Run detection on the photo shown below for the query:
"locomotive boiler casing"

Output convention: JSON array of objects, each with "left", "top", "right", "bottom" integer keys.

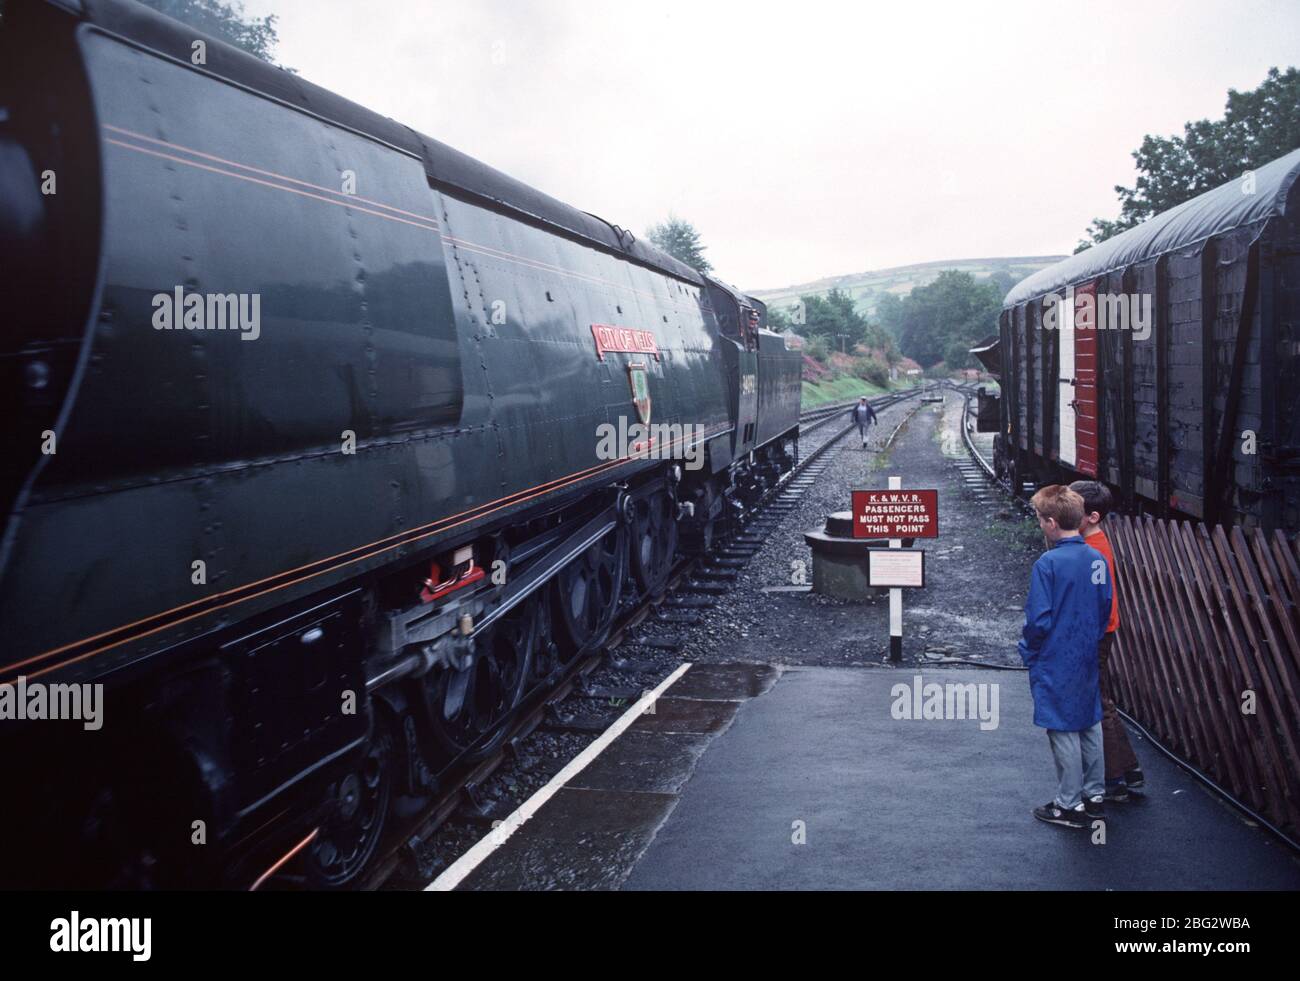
[{"left": 0, "top": 0, "right": 803, "bottom": 886}]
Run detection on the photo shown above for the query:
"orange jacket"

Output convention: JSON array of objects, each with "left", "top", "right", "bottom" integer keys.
[{"left": 1086, "top": 527, "right": 1120, "bottom": 634}]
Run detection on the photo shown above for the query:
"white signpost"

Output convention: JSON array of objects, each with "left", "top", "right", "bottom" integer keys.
[
  {"left": 851, "top": 475, "right": 937, "bottom": 661},
  {"left": 887, "top": 475, "right": 903, "bottom": 660}
]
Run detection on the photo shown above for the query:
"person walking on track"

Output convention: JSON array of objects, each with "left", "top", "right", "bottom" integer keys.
[
  {"left": 850, "top": 396, "right": 878, "bottom": 448},
  {"left": 1070, "top": 480, "right": 1144, "bottom": 801}
]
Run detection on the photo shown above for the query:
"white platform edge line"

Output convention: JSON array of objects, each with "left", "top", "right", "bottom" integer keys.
[{"left": 425, "top": 661, "right": 693, "bottom": 892}]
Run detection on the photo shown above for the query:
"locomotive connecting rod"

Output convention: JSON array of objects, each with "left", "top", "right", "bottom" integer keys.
[{"left": 471, "top": 503, "right": 620, "bottom": 637}]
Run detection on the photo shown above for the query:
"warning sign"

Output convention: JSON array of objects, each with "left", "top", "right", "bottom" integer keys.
[{"left": 851, "top": 489, "right": 939, "bottom": 539}]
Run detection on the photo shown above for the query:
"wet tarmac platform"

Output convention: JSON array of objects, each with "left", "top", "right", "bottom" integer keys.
[
  {"left": 453, "top": 662, "right": 1300, "bottom": 890},
  {"left": 452, "top": 663, "right": 779, "bottom": 890}
]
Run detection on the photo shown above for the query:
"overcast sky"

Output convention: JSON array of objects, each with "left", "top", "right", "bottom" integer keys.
[{"left": 241, "top": 0, "right": 1299, "bottom": 290}]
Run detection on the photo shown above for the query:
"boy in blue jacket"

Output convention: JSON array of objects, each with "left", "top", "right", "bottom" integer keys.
[{"left": 1018, "top": 485, "right": 1112, "bottom": 830}]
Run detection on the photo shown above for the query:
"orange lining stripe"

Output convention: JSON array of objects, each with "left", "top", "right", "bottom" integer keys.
[
  {"left": 105, "top": 125, "right": 704, "bottom": 310},
  {"left": 249, "top": 827, "right": 318, "bottom": 891},
  {"left": 32, "top": 129, "right": 725, "bottom": 676},
  {"left": 9, "top": 425, "right": 728, "bottom": 681},
  {"left": 105, "top": 139, "right": 442, "bottom": 233},
  {"left": 103, "top": 124, "right": 443, "bottom": 225},
  {"left": 444, "top": 235, "right": 683, "bottom": 306}
]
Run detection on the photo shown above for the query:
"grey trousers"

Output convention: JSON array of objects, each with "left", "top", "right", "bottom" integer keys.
[{"left": 1047, "top": 723, "right": 1104, "bottom": 809}]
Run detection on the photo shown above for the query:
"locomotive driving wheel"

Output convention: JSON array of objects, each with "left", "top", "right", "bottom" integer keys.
[
  {"left": 630, "top": 489, "right": 678, "bottom": 595},
  {"left": 552, "top": 523, "right": 627, "bottom": 656},
  {"left": 304, "top": 710, "right": 394, "bottom": 889},
  {"left": 530, "top": 592, "right": 560, "bottom": 683},
  {"left": 427, "top": 602, "right": 537, "bottom": 759},
  {"left": 76, "top": 763, "right": 183, "bottom": 889}
]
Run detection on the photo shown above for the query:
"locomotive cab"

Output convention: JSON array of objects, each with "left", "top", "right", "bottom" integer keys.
[{"left": 704, "top": 277, "right": 759, "bottom": 460}]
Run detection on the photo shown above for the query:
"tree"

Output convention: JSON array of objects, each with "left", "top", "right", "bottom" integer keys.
[
  {"left": 986, "top": 269, "right": 1016, "bottom": 298},
  {"left": 646, "top": 215, "right": 713, "bottom": 274},
  {"left": 765, "top": 305, "right": 792, "bottom": 331},
  {"left": 894, "top": 270, "right": 1001, "bottom": 369},
  {"left": 137, "top": 0, "right": 284, "bottom": 64},
  {"left": 1079, "top": 67, "right": 1300, "bottom": 251},
  {"left": 797, "top": 289, "right": 866, "bottom": 350},
  {"left": 874, "top": 292, "right": 905, "bottom": 338}
]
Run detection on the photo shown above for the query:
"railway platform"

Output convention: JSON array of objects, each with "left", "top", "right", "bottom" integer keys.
[
  {"left": 428, "top": 395, "right": 1300, "bottom": 891},
  {"left": 438, "top": 661, "right": 1300, "bottom": 890}
]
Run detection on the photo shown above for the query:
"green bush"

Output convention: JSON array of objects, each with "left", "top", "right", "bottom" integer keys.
[
  {"left": 804, "top": 335, "right": 831, "bottom": 362},
  {"left": 853, "top": 357, "right": 889, "bottom": 388}
]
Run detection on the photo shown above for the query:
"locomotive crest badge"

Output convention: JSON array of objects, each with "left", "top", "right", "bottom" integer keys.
[{"left": 627, "top": 363, "right": 652, "bottom": 424}]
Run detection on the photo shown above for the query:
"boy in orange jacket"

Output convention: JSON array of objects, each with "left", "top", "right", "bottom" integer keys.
[{"left": 1070, "top": 480, "right": 1144, "bottom": 800}]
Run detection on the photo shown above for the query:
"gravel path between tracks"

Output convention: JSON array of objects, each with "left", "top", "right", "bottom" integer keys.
[
  {"left": 397, "top": 391, "right": 1044, "bottom": 887},
  {"left": 666, "top": 389, "right": 1044, "bottom": 668}
]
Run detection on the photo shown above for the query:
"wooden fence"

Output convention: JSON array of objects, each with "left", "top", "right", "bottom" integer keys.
[{"left": 1106, "top": 514, "right": 1300, "bottom": 835}]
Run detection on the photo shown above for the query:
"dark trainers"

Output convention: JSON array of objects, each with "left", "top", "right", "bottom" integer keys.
[
  {"left": 1124, "top": 768, "right": 1145, "bottom": 789},
  {"left": 1104, "top": 781, "right": 1130, "bottom": 802},
  {"left": 1033, "top": 801, "right": 1088, "bottom": 829},
  {"left": 1083, "top": 795, "right": 1105, "bottom": 818}
]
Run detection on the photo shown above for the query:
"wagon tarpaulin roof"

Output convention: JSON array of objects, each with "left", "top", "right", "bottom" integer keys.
[{"left": 1003, "top": 147, "right": 1300, "bottom": 309}]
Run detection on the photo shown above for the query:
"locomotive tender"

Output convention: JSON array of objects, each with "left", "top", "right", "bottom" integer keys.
[
  {"left": 0, "top": 0, "right": 802, "bottom": 886},
  {"left": 974, "top": 148, "right": 1300, "bottom": 534}
]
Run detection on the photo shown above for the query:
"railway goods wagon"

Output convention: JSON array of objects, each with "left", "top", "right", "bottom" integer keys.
[
  {"left": 0, "top": 0, "right": 800, "bottom": 887},
  {"left": 975, "top": 148, "right": 1300, "bottom": 533}
]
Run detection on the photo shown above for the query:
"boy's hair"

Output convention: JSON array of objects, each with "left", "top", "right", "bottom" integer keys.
[
  {"left": 1068, "top": 479, "right": 1114, "bottom": 521},
  {"left": 1030, "top": 485, "right": 1085, "bottom": 531}
]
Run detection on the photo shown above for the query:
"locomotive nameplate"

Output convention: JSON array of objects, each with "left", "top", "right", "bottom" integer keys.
[{"left": 591, "top": 323, "right": 661, "bottom": 361}]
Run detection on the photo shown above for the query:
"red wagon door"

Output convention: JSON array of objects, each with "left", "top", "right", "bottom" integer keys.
[{"left": 1071, "top": 281, "right": 1099, "bottom": 477}]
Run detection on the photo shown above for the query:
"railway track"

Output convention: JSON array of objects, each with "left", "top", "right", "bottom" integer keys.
[
  {"left": 250, "top": 385, "right": 932, "bottom": 890},
  {"left": 955, "top": 382, "right": 1034, "bottom": 515}
]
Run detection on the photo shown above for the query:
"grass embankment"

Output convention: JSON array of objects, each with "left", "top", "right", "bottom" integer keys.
[{"left": 800, "top": 375, "right": 920, "bottom": 409}]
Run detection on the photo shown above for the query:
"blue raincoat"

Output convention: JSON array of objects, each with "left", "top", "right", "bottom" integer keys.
[{"left": 1017, "top": 536, "right": 1111, "bottom": 731}]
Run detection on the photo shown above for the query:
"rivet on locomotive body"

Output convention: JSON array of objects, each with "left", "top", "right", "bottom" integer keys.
[{"left": 25, "top": 360, "right": 50, "bottom": 390}]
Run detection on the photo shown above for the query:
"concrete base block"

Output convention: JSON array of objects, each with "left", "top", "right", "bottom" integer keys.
[{"left": 812, "top": 551, "right": 871, "bottom": 599}]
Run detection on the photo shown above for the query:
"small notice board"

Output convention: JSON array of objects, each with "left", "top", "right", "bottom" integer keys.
[{"left": 868, "top": 548, "right": 926, "bottom": 588}]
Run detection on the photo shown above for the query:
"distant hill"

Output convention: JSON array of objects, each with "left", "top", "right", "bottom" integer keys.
[{"left": 749, "top": 255, "right": 1066, "bottom": 317}]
